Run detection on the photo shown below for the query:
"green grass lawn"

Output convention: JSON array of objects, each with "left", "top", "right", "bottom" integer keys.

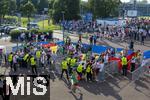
[
  {"left": 138, "top": 16, "right": 150, "bottom": 19},
  {"left": 5, "top": 15, "right": 61, "bottom": 30},
  {"left": 5, "top": 15, "right": 33, "bottom": 27},
  {"left": 37, "top": 20, "right": 61, "bottom": 30}
]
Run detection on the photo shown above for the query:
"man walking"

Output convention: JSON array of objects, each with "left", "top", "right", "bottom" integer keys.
[
  {"left": 60, "top": 58, "right": 69, "bottom": 80},
  {"left": 30, "top": 55, "right": 37, "bottom": 75},
  {"left": 8, "top": 52, "right": 13, "bottom": 68}
]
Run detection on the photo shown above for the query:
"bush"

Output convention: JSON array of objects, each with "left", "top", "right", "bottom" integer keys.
[
  {"left": 10, "top": 30, "right": 21, "bottom": 41},
  {"left": 37, "top": 29, "right": 53, "bottom": 34},
  {"left": 10, "top": 29, "right": 53, "bottom": 41},
  {"left": 30, "top": 29, "right": 38, "bottom": 33}
]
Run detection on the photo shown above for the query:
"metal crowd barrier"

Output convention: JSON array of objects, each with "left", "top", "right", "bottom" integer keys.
[
  {"left": 104, "top": 59, "right": 150, "bottom": 81},
  {"left": 105, "top": 61, "right": 119, "bottom": 75},
  {"left": 131, "top": 59, "right": 150, "bottom": 81}
]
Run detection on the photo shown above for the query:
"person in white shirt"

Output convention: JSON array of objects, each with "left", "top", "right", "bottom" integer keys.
[
  {"left": 104, "top": 53, "right": 109, "bottom": 64},
  {"left": 98, "top": 60, "right": 105, "bottom": 82}
]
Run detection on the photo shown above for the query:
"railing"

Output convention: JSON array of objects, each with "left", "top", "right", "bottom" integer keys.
[
  {"left": 104, "top": 59, "right": 150, "bottom": 81},
  {"left": 131, "top": 59, "right": 150, "bottom": 81},
  {"left": 105, "top": 61, "right": 118, "bottom": 75}
]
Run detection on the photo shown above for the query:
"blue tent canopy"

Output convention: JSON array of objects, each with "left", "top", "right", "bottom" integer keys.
[
  {"left": 92, "top": 45, "right": 107, "bottom": 54},
  {"left": 116, "top": 48, "right": 123, "bottom": 52},
  {"left": 36, "top": 41, "right": 49, "bottom": 45},
  {"left": 143, "top": 50, "right": 150, "bottom": 59},
  {"left": 127, "top": 50, "right": 134, "bottom": 55},
  {"left": 12, "top": 46, "right": 24, "bottom": 52},
  {"left": 56, "top": 41, "right": 64, "bottom": 46}
]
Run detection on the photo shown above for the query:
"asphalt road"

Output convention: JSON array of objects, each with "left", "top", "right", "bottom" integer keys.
[{"left": 0, "top": 32, "right": 150, "bottom": 100}]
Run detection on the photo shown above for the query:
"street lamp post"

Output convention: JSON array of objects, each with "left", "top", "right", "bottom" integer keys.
[
  {"left": 43, "top": 11, "right": 45, "bottom": 30},
  {"left": 62, "top": 11, "right": 65, "bottom": 55}
]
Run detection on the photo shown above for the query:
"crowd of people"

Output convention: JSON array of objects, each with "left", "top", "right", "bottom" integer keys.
[
  {"left": 59, "top": 37, "right": 148, "bottom": 94},
  {"left": 0, "top": 17, "right": 149, "bottom": 97},
  {"left": 19, "top": 31, "right": 53, "bottom": 42},
  {"left": 63, "top": 18, "right": 150, "bottom": 45},
  {"left": 0, "top": 42, "right": 52, "bottom": 100},
  {"left": 0, "top": 33, "right": 147, "bottom": 96}
]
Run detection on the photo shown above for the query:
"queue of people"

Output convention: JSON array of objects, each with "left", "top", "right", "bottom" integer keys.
[
  {"left": 4, "top": 42, "right": 54, "bottom": 75},
  {"left": 60, "top": 40, "right": 143, "bottom": 87},
  {"left": 62, "top": 18, "right": 150, "bottom": 45}
]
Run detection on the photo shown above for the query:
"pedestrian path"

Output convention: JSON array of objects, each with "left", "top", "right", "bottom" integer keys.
[
  {"left": 53, "top": 31, "right": 150, "bottom": 52},
  {"left": 0, "top": 65, "right": 50, "bottom": 76}
]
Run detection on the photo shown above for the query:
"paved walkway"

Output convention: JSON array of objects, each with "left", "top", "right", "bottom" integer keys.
[
  {"left": 53, "top": 30, "right": 150, "bottom": 52},
  {"left": 51, "top": 31, "right": 150, "bottom": 100},
  {"left": 0, "top": 31, "right": 150, "bottom": 100},
  {"left": 50, "top": 72, "right": 150, "bottom": 100}
]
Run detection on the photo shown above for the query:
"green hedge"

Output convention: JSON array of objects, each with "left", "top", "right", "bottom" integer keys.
[
  {"left": 10, "top": 30, "right": 21, "bottom": 41},
  {"left": 10, "top": 29, "right": 53, "bottom": 41}
]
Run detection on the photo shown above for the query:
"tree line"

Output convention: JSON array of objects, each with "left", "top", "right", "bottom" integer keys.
[
  {"left": 49, "top": 0, "right": 121, "bottom": 23},
  {"left": 0, "top": 0, "right": 123, "bottom": 24}
]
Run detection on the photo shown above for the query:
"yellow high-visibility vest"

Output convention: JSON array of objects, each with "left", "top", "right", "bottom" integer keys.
[
  {"left": 70, "top": 58, "right": 76, "bottom": 67},
  {"left": 36, "top": 51, "right": 41, "bottom": 58},
  {"left": 30, "top": 57, "right": 36, "bottom": 66},
  {"left": 77, "top": 64, "right": 83, "bottom": 73},
  {"left": 66, "top": 57, "right": 71, "bottom": 64},
  {"left": 86, "top": 65, "right": 91, "bottom": 73},
  {"left": 122, "top": 57, "right": 127, "bottom": 65},
  {"left": 62, "top": 61, "right": 68, "bottom": 69},
  {"left": 23, "top": 54, "right": 29, "bottom": 61},
  {"left": 8, "top": 54, "right": 13, "bottom": 62}
]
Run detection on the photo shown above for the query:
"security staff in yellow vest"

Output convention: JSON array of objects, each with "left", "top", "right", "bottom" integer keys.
[
  {"left": 36, "top": 50, "right": 41, "bottom": 59},
  {"left": 70, "top": 57, "right": 76, "bottom": 68},
  {"left": 86, "top": 62, "right": 93, "bottom": 82},
  {"left": 121, "top": 56, "right": 128, "bottom": 76},
  {"left": 60, "top": 58, "right": 69, "bottom": 80},
  {"left": 77, "top": 63, "right": 84, "bottom": 79},
  {"left": 36, "top": 50, "right": 41, "bottom": 67},
  {"left": 23, "top": 53, "right": 29, "bottom": 68},
  {"left": 66, "top": 57, "right": 72, "bottom": 75},
  {"left": 8, "top": 52, "right": 13, "bottom": 68},
  {"left": 30, "top": 56, "right": 37, "bottom": 74}
]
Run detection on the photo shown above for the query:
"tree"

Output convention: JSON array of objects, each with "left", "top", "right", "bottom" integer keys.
[
  {"left": 20, "top": 0, "right": 36, "bottom": 22},
  {"left": 50, "top": 0, "right": 80, "bottom": 23},
  {"left": 88, "top": 0, "right": 121, "bottom": 19},
  {"left": 65, "top": 0, "right": 80, "bottom": 20},
  {"left": 37, "top": 0, "right": 49, "bottom": 13},
  {"left": 8, "top": 0, "right": 17, "bottom": 15},
  {"left": 80, "top": 0, "right": 90, "bottom": 15},
  {"left": 138, "top": 0, "right": 148, "bottom": 4},
  {"left": 0, "top": 0, "right": 9, "bottom": 24},
  {"left": 48, "top": 0, "right": 55, "bottom": 25},
  {"left": 52, "top": 0, "right": 65, "bottom": 23},
  {"left": 31, "top": 0, "right": 41, "bottom": 10}
]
